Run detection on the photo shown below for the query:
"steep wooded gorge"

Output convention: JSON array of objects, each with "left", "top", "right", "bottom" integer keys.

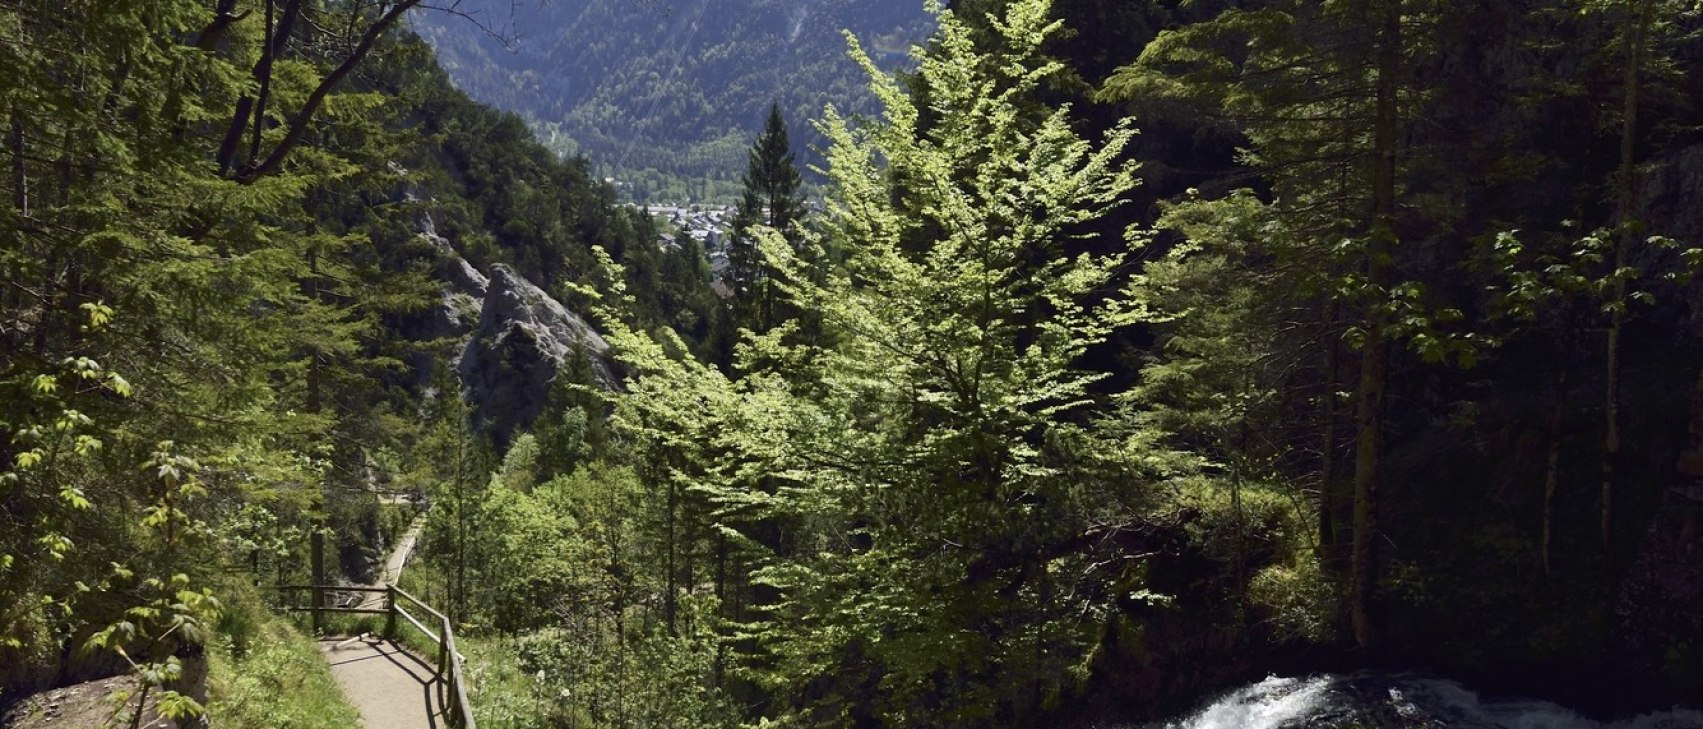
[
  {"left": 410, "top": 0, "right": 934, "bottom": 202},
  {"left": 2, "top": 1, "right": 1702, "bottom": 729}
]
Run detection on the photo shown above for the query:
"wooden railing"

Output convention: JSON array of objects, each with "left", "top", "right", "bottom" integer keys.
[{"left": 279, "top": 532, "right": 475, "bottom": 728}]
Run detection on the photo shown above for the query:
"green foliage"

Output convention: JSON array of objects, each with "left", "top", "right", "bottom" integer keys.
[
  {"left": 587, "top": 0, "right": 1171, "bottom": 723},
  {"left": 6, "top": 0, "right": 1703, "bottom": 722},
  {"left": 516, "top": 602, "right": 738, "bottom": 729},
  {"left": 1248, "top": 558, "right": 1338, "bottom": 644},
  {"left": 0, "top": 0, "right": 589, "bottom": 699},
  {"left": 496, "top": 434, "right": 542, "bottom": 493},
  {"left": 727, "top": 103, "right": 809, "bottom": 344},
  {"left": 406, "top": 456, "right": 736, "bottom": 727},
  {"left": 1478, "top": 225, "right": 1700, "bottom": 335},
  {"left": 207, "top": 583, "right": 363, "bottom": 729}
]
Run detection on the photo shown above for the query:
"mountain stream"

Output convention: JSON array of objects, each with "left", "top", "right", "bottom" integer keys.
[{"left": 1137, "top": 673, "right": 1702, "bottom": 729}]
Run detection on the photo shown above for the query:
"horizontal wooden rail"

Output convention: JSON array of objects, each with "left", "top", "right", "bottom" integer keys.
[
  {"left": 278, "top": 584, "right": 389, "bottom": 593},
  {"left": 284, "top": 605, "right": 388, "bottom": 615},
  {"left": 389, "top": 584, "right": 473, "bottom": 722},
  {"left": 390, "top": 586, "right": 445, "bottom": 622},
  {"left": 285, "top": 531, "right": 475, "bottom": 728},
  {"left": 393, "top": 604, "right": 437, "bottom": 644}
]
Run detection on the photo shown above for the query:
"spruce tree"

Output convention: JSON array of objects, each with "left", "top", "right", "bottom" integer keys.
[
  {"left": 727, "top": 103, "right": 805, "bottom": 336},
  {"left": 1102, "top": 0, "right": 1447, "bottom": 648}
]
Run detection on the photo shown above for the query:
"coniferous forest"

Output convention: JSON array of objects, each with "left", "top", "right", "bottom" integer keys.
[{"left": 2, "top": 1, "right": 1702, "bottom": 728}]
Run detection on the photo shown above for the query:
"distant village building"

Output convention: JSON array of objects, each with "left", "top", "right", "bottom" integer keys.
[{"left": 638, "top": 202, "right": 738, "bottom": 298}]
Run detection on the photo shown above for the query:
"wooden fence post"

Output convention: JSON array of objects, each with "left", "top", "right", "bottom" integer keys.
[
  {"left": 384, "top": 585, "right": 397, "bottom": 639},
  {"left": 437, "top": 624, "right": 448, "bottom": 679},
  {"left": 311, "top": 530, "right": 325, "bottom": 634}
]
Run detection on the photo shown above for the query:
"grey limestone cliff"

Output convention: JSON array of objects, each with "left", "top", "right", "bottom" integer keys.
[{"left": 456, "top": 264, "right": 615, "bottom": 448}]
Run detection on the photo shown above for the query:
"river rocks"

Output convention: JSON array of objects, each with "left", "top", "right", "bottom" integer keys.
[{"left": 456, "top": 264, "right": 615, "bottom": 448}]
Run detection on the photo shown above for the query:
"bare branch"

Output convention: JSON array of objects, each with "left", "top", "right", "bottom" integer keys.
[
  {"left": 418, "top": 0, "right": 524, "bottom": 48},
  {"left": 239, "top": 0, "right": 427, "bottom": 183},
  {"left": 193, "top": 0, "right": 248, "bottom": 50}
]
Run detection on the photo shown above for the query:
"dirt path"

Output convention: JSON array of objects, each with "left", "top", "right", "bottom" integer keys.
[
  {"left": 321, "top": 512, "right": 442, "bottom": 728},
  {"left": 358, "top": 513, "right": 426, "bottom": 611},
  {"left": 320, "top": 635, "right": 446, "bottom": 729}
]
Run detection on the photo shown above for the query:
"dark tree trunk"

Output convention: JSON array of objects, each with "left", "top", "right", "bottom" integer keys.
[
  {"left": 1350, "top": 0, "right": 1401, "bottom": 651},
  {"left": 1603, "top": 0, "right": 1653, "bottom": 579},
  {"left": 1543, "top": 351, "right": 1569, "bottom": 577}
]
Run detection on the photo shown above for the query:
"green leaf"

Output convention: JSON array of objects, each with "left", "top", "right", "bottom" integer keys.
[
  {"left": 79, "top": 301, "right": 114, "bottom": 329},
  {"left": 60, "top": 486, "right": 92, "bottom": 510}
]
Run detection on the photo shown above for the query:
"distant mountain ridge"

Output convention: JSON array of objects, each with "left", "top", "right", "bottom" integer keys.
[{"left": 410, "top": 0, "right": 934, "bottom": 203}]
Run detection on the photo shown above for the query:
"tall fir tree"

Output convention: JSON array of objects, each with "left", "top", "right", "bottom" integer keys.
[{"left": 727, "top": 103, "right": 806, "bottom": 338}]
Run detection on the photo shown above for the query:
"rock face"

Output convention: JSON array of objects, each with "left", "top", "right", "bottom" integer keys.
[
  {"left": 394, "top": 212, "right": 490, "bottom": 388},
  {"left": 422, "top": 212, "right": 488, "bottom": 339},
  {"left": 393, "top": 201, "right": 614, "bottom": 447},
  {"left": 457, "top": 263, "right": 615, "bottom": 448}
]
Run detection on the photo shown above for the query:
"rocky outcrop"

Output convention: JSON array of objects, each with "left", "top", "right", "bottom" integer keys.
[
  {"left": 420, "top": 212, "right": 489, "bottom": 342},
  {"left": 391, "top": 185, "right": 614, "bottom": 447},
  {"left": 457, "top": 264, "right": 615, "bottom": 448},
  {"left": 392, "top": 211, "right": 490, "bottom": 393}
]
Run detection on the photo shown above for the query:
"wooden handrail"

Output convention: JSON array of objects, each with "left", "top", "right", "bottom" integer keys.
[
  {"left": 390, "top": 585, "right": 447, "bottom": 623},
  {"left": 279, "top": 584, "right": 390, "bottom": 593},
  {"left": 283, "top": 529, "right": 475, "bottom": 728},
  {"left": 286, "top": 585, "right": 476, "bottom": 728},
  {"left": 444, "top": 622, "right": 474, "bottom": 729},
  {"left": 392, "top": 603, "right": 437, "bottom": 645},
  {"left": 284, "top": 605, "right": 388, "bottom": 615}
]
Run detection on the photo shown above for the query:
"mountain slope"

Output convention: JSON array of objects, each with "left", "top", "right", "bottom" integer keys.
[{"left": 409, "top": 0, "right": 934, "bottom": 202}]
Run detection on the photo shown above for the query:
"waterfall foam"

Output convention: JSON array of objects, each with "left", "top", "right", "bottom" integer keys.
[
  {"left": 1149, "top": 675, "right": 1332, "bottom": 729},
  {"left": 1135, "top": 673, "right": 1703, "bottom": 729}
]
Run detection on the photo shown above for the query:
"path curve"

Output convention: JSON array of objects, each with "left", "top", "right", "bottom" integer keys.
[
  {"left": 359, "top": 514, "right": 426, "bottom": 611},
  {"left": 322, "top": 512, "right": 443, "bottom": 729}
]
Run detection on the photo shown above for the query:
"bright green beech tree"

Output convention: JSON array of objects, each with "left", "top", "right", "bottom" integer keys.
[{"left": 593, "top": 0, "right": 1162, "bottom": 724}]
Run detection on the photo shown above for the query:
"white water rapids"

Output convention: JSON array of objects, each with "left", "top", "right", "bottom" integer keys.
[{"left": 1136, "top": 674, "right": 1703, "bottom": 729}]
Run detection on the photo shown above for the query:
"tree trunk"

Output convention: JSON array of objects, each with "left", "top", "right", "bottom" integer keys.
[
  {"left": 1543, "top": 355, "right": 1569, "bottom": 576},
  {"left": 238, "top": 0, "right": 425, "bottom": 183},
  {"left": 9, "top": 114, "right": 25, "bottom": 217},
  {"left": 1603, "top": 0, "right": 1653, "bottom": 578},
  {"left": 455, "top": 419, "right": 468, "bottom": 623},
  {"left": 246, "top": 0, "right": 276, "bottom": 168},
  {"left": 1350, "top": 0, "right": 1401, "bottom": 651},
  {"left": 664, "top": 459, "right": 678, "bottom": 636},
  {"left": 193, "top": 0, "right": 242, "bottom": 50},
  {"left": 305, "top": 246, "right": 323, "bottom": 414},
  {"left": 714, "top": 531, "right": 726, "bottom": 686},
  {"left": 217, "top": 97, "right": 253, "bottom": 176},
  {"left": 1320, "top": 302, "right": 1342, "bottom": 564}
]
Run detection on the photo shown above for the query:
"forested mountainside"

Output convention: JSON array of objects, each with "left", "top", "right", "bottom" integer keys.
[
  {"left": 410, "top": 0, "right": 934, "bottom": 202},
  {"left": 5, "top": 1, "right": 1703, "bottom": 729},
  {"left": 0, "top": 0, "right": 715, "bottom": 720}
]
